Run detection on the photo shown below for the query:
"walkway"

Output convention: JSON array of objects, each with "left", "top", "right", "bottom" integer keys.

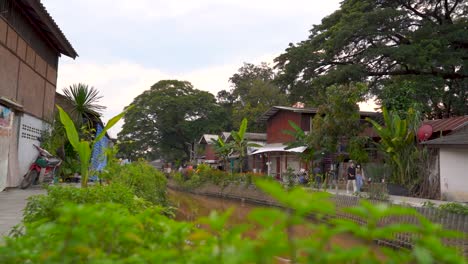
[
  {"left": 0, "top": 187, "right": 45, "bottom": 237},
  {"left": 325, "top": 188, "right": 452, "bottom": 207}
]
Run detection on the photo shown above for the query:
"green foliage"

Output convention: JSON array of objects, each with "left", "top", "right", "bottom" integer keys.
[
  {"left": 210, "top": 136, "right": 232, "bottom": 171},
  {"left": 1, "top": 203, "right": 171, "bottom": 263},
  {"left": 229, "top": 118, "right": 261, "bottom": 173},
  {"left": 118, "top": 80, "right": 228, "bottom": 161},
  {"left": 62, "top": 83, "right": 106, "bottom": 126},
  {"left": 110, "top": 161, "right": 168, "bottom": 206},
  {"left": 57, "top": 105, "right": 130, "bottom": 187},
  {"left": 366, "top": 107, "right": 421, "bottom": 186},
  {"left": 2, "top": 179, "right": 465, "bottom": 263},
  {"left": 220, "top": 62, "right": 287, "bottom": 132},
  {"left": 275, "top": 0, "right": 467, "bottom": 117},
  {"left": 309, "top": 83, "right": 366, "bottom": 153},
  {"left": 348, "top": 136, "right": 370, "bottom": 164},
  {"left": 438, "top": 203, "right": 468, "bottom": 216},
  {"left": 22, "top": 184, "right": 149, "bottom": 224}
]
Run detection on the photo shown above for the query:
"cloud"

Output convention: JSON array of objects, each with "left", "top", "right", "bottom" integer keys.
[
  {"left": 57, "top": 53, "right": 378, "bottom": 138},
  {"left": 57, "top": 54, "right": 277, "bottom": 137}
]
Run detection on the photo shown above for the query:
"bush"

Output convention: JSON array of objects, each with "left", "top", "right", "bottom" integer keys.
[
  {"left": 1, "top": 180, "right": 464, "bottom": 263},
  {"left": 23, "top": 184, "right": 150, "bottom": 223},
  {"left": 1, "top": 203, "right": 174, "bottom": 263},
  {"left": 110, "top": 161, "right": 168, "bottom": 206},
  {"left": 439, "top": 203, "right": 468, "bottom": 216}
]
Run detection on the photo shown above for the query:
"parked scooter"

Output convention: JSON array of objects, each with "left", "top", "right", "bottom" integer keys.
[{"left": 19, "top": 144, "right": 62, "bottom": 189}]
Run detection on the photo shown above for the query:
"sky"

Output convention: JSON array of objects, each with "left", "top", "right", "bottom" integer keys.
[{"left": 43, "top": 0, "right": 375, "bottom": 137}]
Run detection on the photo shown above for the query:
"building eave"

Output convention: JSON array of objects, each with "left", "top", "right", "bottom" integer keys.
[{"left": 17, "top": 0, "right": 78, "bottom": 58}]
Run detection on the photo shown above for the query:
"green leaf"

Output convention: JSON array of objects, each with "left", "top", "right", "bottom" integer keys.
[
  {"left": 95, "top": 105, "right": 134, "bottom": 144},
  {"left": 57, "top": 105, "right": 79, "bottom": 150}
]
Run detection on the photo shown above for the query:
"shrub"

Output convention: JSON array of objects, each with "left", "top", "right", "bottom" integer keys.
[
  {"left": 23, "top": 184, "right": 150, "bottom": 224},
  {"left": 1, "top": 203, "right": 173, "bottom": 263},
  {"left": 111, "top": 161, "right": 168, "bottom": 206},
  {"left": 1, "top": 180, "right": 464, "bottom": 263},
  {"left": 439, "top": 203, "right": 468, "bottom": 216}
]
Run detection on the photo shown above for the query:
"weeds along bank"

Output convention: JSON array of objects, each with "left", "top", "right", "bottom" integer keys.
[{"left": 0, "top": 162, "right": 465, "bottom": 263}]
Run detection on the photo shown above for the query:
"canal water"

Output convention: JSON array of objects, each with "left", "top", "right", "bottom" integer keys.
[{"left": 169, "top": 189, "right": 384, "bottom": 257}]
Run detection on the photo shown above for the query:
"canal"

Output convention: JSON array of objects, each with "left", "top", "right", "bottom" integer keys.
[{"left": 169, "top": 189, "right": 384, "bottom": 258}]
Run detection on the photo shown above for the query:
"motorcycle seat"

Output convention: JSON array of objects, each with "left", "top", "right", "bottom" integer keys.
[{"left": 47, "top": 158, "right": 61, "bottom": 166}]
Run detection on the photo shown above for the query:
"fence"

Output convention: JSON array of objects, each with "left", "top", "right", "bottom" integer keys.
[
  {"left": 169, "top": 179, "right": 468, "bottom": 258},
  {"left": 331, "top": 194, "right": 468, "bottom": 257}
]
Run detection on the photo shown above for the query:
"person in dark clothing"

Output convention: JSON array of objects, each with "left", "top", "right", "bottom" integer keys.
[{"left": 346, "top": 161, "right": 357, "bottom": 194}]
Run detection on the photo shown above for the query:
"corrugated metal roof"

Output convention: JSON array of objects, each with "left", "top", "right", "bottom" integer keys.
[
  {"left": 198, "top": 134, "right": 218, "bottom": 144},
  {"left": 223, "top": 132, "right": 267, "bottom": 142},
  {"left": 258, "top": 106, "right": 318, "bottom": 122},
  {"left": 17, "top": 0, "right": 78, "bottom": 58},
  {"left": 422, "top": 116, "right": 468, "bottom": 133},
  {"left": 257, "top": 106, "right": 380, "bottom": 122},
  {"left": 422, "top": 123, "right": 468, "bottom": 147}
]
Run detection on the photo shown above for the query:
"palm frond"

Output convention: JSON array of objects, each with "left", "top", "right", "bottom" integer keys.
[{"left": 62, "top": 83, "right": 106, "bottom": 124}]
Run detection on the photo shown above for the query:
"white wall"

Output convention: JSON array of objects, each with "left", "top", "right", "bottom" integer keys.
[
  {"left": 17, "top": 114, "right": 47, "bottom": 178},
  {"left": 440, "top": 148, "right": 468, "bottom": 202}
]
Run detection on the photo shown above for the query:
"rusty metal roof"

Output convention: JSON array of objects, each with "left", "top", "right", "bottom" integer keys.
[
  {"left": 258, "top": 106, "right": 319, "bottom": 122},
  {"left": 16, "top": 0, "right": 77, "bottom": 58},
  {"left": 422, "top": 123, "right": 468, "bottom": 147},
  {"left": 258, "top": 106, "right": 380, "bottom": 123},
  {"left": 422, "top": 116, "right": 468, "bottom": 133}
]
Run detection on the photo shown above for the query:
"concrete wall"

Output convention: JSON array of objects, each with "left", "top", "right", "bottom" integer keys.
[
  {"left": 0, "top": 17, "right": 58, "bottom": 122},
  {"left": 440, "top": 148, "right": 468, "bottom": 202}
]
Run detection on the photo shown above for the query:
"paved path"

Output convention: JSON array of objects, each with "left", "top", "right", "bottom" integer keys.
[
  {"left": 325, "top": 188, "right": 453, "bottom": 207},
  {"left": 0, "top": 187, "right": 45, "bottom": 237}
]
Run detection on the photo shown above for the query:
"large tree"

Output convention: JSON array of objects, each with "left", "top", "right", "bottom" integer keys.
[
  {"left": 218, "top": 63, "right": 288, "bottom": 131},
  {"left": 275, "top": 0, "right": 467, "bottom": 118},
  {"left": 118, "top": 80, "right": 228, "bottom": 161}
]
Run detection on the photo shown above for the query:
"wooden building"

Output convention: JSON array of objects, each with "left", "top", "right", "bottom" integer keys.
[
  {"left": 0, "top": 0, "right": 77, "bottom": 190},
  {"left": 252, "top": 106, "right": 378, "bottom": 179}
]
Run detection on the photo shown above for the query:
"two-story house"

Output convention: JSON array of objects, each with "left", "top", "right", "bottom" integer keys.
[
  {"left": 0, "top": 0, "right": 77, "bottom": 190},
  {"left": 251, "top": 106, "right": 378, "bottom": 179}
]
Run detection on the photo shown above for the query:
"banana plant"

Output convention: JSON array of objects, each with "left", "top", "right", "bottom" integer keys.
[
  {"left": 283, "top": 120, "right": 322, "bottom": 166},
  {"left": 57, "top": 105, "right": 132, "bottom": 187},
  {"left": 230, "top": 118, "right": 261, "bottom": 173},
  {"left": 210, "top": 136, "right": 233, "bottom": 172},
  {"left": 366, "top": 107, "right": 420, "bottom": 186}
]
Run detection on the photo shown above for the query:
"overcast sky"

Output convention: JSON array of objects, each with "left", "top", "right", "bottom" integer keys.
[{"left": 42, "top": 0, "right": 364, "bottom": 136}]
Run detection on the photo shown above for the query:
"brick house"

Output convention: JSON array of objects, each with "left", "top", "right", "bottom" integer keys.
[{"left": 0, "top": 0, "right": 77, "bottom": 190}]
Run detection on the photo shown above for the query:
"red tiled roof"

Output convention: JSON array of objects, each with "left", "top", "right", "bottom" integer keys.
[{"left": 422, "top": 116, "right": 468, "bottom": 133}]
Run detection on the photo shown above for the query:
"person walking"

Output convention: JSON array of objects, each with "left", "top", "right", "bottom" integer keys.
[
  {"left": 356, "top": 167, "right": 363, "bottom": 192},
  {"left": 346, "top": 161, "right": 357, "bottom": 194}
]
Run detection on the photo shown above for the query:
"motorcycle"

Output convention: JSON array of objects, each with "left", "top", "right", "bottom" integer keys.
[{"left": 19, "top": 144, "right": 62, "bottom": 189}]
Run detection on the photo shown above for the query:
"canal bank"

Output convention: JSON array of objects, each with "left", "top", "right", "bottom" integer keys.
[
  {"left": 168, "top": 188, "right": 386, "bottom": 261},
  {"left": 168, "top": 180, "right": 468, "bottom": 257}
]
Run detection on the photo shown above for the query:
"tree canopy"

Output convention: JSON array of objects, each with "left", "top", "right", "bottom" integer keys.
[
  {"left": 275, "top": 0, "right": 467, "bottom": 118},
  {"left": 217, "top": 63, "right": 288, "bottom": 131},
  {"left": 118, "top": 80, "right": 228, "bottom": 161}
]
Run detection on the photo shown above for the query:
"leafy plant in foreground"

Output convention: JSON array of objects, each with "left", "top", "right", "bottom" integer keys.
[
  {"left": 57, "top": 105, "right": 131, "bottom": 187},
  {"left": 1, "top": 180, "right": 465, "bottom": 263}
]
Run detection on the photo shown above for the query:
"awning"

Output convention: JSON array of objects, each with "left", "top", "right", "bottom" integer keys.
[
  {"left": 0, "top": 97, "right": 23, "bottom": 111},
  {"left": 250, "top": 144, "right": 307, "bottom": 155}
]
